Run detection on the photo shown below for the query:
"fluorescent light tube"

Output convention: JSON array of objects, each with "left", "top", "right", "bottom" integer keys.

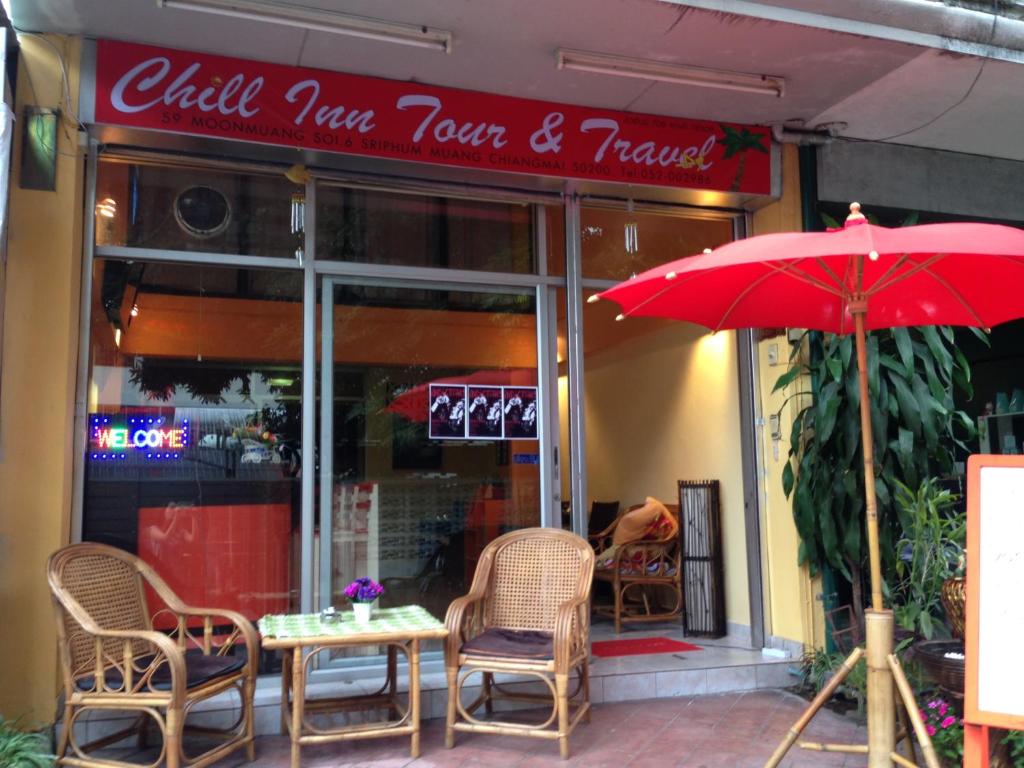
[
  {"left": 157, "top": 0, "right": 453, "bottom": 53},
  {"left": 556, "top": 48, "right": 784, "bottom": 97}
]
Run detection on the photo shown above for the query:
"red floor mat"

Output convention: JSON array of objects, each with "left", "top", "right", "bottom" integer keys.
[{"left": 590, "top": 636, "right": 702, "bottom": 657}]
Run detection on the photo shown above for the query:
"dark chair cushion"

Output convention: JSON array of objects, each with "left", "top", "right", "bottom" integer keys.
[
  {"left": 588, "top": 500, "right": 620, "bottom": 536},
  {"left": 461, "top": 628, "right": 554, "bottom": 660},
  {"left": 75, "top": 648, "right": 246, "bottom": 692}
]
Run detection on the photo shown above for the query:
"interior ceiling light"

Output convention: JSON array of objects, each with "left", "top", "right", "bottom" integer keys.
[
  {"left": 157, "top": 0, "right": 453, "bottom": 53},
  {"left": 96, "top": 197, "right": 117, "bottom": 218},
  {"left": 556, "top": 48, "right": 784, "bottom": 97}
]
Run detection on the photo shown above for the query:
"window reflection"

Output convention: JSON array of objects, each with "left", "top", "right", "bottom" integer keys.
[
  {"left": 84, "top": 259, "right": 303, "bottom": 668},
  {"left": 580, "top": 206, "right": 734, "bottom": 280},
  {"left": 95, "top": 159, "right": 303, "bottom": 258},
  {"left": 316, "top": 185, "right": 536, "bottom": 273},
  {"left": 322, "top": 282, "right": 541, "bottom": 633}
]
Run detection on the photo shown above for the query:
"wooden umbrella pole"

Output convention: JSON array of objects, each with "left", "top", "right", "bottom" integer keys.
[
  {"left": 853, "top": 296, "right": 896, "bottom": 766},
  {"left": 762, "top": 647, "right": 864, "bottom": 767},
  {"left": 853, "top": 303, "right": 884, "bottom": 612}
]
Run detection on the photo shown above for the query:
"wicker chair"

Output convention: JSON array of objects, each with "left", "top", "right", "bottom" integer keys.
[
  {"left": 591, "top": 503, "right": 682, "bottom": 633},
  {"left": 444, "top": 528, "right": 594, "bottom": 759},
  {"left": 47, "top": 542, "right": 259, "bottom": 768}
]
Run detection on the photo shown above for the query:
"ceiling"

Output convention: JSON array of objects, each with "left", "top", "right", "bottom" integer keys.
[{"left": 10, "top": 0, "right": 1024, "bottom": 162}]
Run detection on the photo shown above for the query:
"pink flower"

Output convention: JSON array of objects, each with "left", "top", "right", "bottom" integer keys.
[
  {"left": 938, "top": 702, "right": 949, "bottom": 716},
  {"left": 926, "top": 724, "right": 936, "bottom": 737},
  {"left": 928, "top": 700, "right": 939, "bottom": 709},
  {"left": 941, "top": 716, "right": 956, "bottom": 729}
]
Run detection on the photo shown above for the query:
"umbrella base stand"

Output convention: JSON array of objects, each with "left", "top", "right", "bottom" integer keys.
[{"left": 764, "top": 610, "right": 941, "bottom": 768}]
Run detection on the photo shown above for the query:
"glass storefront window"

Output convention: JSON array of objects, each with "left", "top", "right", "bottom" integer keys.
[
  {"left": 95, "top": 158, "right": 304, "bottom": 258},
  {"left": 544, "top": 204, "right": 566, "bottom": 277},
  {"left": 320, "top": 281, "right": 540, "bottom": 632},
  {"left": 578, "top": 204, "right": 737, "bottom": 531},
  {"left": 579, "top": 292, "right": 687, "bottom": 515},
  {"left": 580, "top": 206, "right": 734, "bottom": 280},
  {"left": 315, "top": 185, "right": 536, "bottom": 273},
  {"left": 83, "top": 258, "right": 303, "bottom": 666}
]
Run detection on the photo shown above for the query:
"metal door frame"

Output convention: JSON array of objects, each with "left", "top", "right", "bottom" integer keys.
[{"left": 315, "top": 270, "right": 560, "bottom": 614}]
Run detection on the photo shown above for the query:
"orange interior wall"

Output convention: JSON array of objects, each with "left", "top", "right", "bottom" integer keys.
[{"left": 119, "top": 295, "right": 537, "bottom": 369}]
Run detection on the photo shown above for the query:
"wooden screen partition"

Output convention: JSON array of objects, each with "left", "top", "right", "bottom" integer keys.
[
  {"left": 963, "top": 455, "right": 1024, "bottom": 767},
  {"left": 678, "top": 479, "right": 725, "bottom": 638}
]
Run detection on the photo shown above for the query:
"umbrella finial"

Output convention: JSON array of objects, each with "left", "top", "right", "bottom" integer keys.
[{"left": 846, "top": 202, "right": 866, "bottom": 225}]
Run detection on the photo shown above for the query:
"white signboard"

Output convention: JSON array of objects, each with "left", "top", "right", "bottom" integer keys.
[
  {"left": 965, "top": 455, "right": 1024, "bottom": 736},
  {"left": 975, "top": 466, "right": 1024, "bottom": 715}
]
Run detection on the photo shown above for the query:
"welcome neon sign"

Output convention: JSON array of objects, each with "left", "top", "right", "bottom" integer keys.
[{"left": 89, "top": 414, "right": 190, "bottom": 460}]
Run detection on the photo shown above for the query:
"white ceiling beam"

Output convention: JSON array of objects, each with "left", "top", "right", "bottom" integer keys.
[{"left": 664, "top": 0, "right": 1024, "bottom": 64}]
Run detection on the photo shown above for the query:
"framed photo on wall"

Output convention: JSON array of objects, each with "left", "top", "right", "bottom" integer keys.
[
  {"left": 428, "top": 384, "right": 467, "bottom": 439},
  {"left": 503, "top": 386, "right": 538, "bottom": 439},
  {"left": 467, "top": 386, "right": 503, "bottom": 439}
]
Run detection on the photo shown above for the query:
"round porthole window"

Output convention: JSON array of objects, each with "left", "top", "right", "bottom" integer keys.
[{"left": 173, "top": 186, "right": 231, "bottom": 238}]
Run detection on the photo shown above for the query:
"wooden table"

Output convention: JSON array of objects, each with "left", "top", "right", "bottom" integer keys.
[{"left": 259, "top": 606, "right": 448, "bottom": 768}]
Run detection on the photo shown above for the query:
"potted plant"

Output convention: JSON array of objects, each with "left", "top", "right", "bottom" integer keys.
[
  {"left": 777, "top": 323, "right": 975, "bottom": 634},
  {"left": 344, "top": 577, "right": 384, "bottom": 625},
  {"left": 891, "top": 478, "right": 965, "bottom": 640},
  {"left": 0, "top": 717, "right": 52, "bottom": 768},
  {"left": 940, "top": 551, "right": 967, "bottom": 640}
]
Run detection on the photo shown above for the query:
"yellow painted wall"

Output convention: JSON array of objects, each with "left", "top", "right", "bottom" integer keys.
[
  {"left": 584, "top": 324, "right": 750, "bottom": 626},
  {"left": 0, "top": 35, "right": 85, "bottom": 722},
  {"left": 751, "top": 145, "right": 825, "bottom": 648}
]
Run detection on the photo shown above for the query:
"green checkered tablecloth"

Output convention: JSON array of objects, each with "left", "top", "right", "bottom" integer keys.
[{"left": 259, "top": 605, "right": 445, "bottom": 640}]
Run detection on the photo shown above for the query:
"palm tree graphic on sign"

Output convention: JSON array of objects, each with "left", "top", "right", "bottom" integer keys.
[{"left": 719, "top": 125, "right": 769, "bottom": 191}]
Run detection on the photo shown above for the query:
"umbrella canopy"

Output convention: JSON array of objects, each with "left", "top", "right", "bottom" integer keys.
[
  {"left": 385, "top": 369, "right": 536, "bottom": 422},
  {"left": 600, "top": 207, "right": 1024, "bottom": 334}
]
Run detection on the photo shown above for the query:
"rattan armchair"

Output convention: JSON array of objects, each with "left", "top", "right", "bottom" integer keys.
[
  {"left": 444, "top": 528, "right": 594, "bottom": 759},
  {"left": 591, "top": 503, "right": 682, "bottom": 633},
  {"left": 48, "top": 542, "right": 259, "bottom": 768}
]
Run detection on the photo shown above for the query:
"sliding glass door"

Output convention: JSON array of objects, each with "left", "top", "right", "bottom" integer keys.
[{"left": 318, "top": 279, "right": 546, "bottom": 622}]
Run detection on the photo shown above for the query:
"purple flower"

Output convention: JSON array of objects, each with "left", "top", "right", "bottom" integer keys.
[{"left": 344, "top": 576, "right": 384, "bottom": 603}]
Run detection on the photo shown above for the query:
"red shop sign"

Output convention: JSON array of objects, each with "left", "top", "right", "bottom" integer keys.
[{"left": 94, "top": 39, "right": 772, "bottom": 194}]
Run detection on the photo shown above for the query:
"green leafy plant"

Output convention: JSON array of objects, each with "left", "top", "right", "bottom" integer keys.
[
  {"left": 891, "top": 478, "right": 965, "bottom": 639},
  {"left": 1000, "top": 729, "right": 1024, "bottom": 765},
  {"left": 777, "top": 326, "right": 978, "bottom": 630},
  {"left": 718, "top": 125, "right": 769, "bottom": 191},
  {"left": 0, "top": 717, "right": 52, "bottom": 768},
  {"left": 799, "top": 647, "right": 867, "bottom": 712}
]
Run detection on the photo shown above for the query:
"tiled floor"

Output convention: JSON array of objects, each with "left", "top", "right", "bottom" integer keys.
[
  {"left": 85, "top": 617, "right": 851, "bottom": 766},
  {"left": 96, "top": 689, "right": 873, "bottom": 767},
  {"left": 235, "top": 618, "right": 796, "bottom": 729},
  {"left": 248, "top": 690, "right": 871, "bottom": 768}
]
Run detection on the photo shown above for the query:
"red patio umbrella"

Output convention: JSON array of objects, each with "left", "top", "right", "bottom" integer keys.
[
  {"left": 384, "top": 369, "right": 537, "bottom": 423},
  {"left": 595, "top": 203, "right": 1024, "bottom": 768}
]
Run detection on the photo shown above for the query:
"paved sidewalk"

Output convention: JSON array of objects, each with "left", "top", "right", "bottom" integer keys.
[{"left": 232, "top": 689, "right": 871, "bottom": 768}]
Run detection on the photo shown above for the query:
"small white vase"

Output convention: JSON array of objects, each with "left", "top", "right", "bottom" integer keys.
[{"left": 352, "top": 602, "right": 373, "bottom": 625}]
